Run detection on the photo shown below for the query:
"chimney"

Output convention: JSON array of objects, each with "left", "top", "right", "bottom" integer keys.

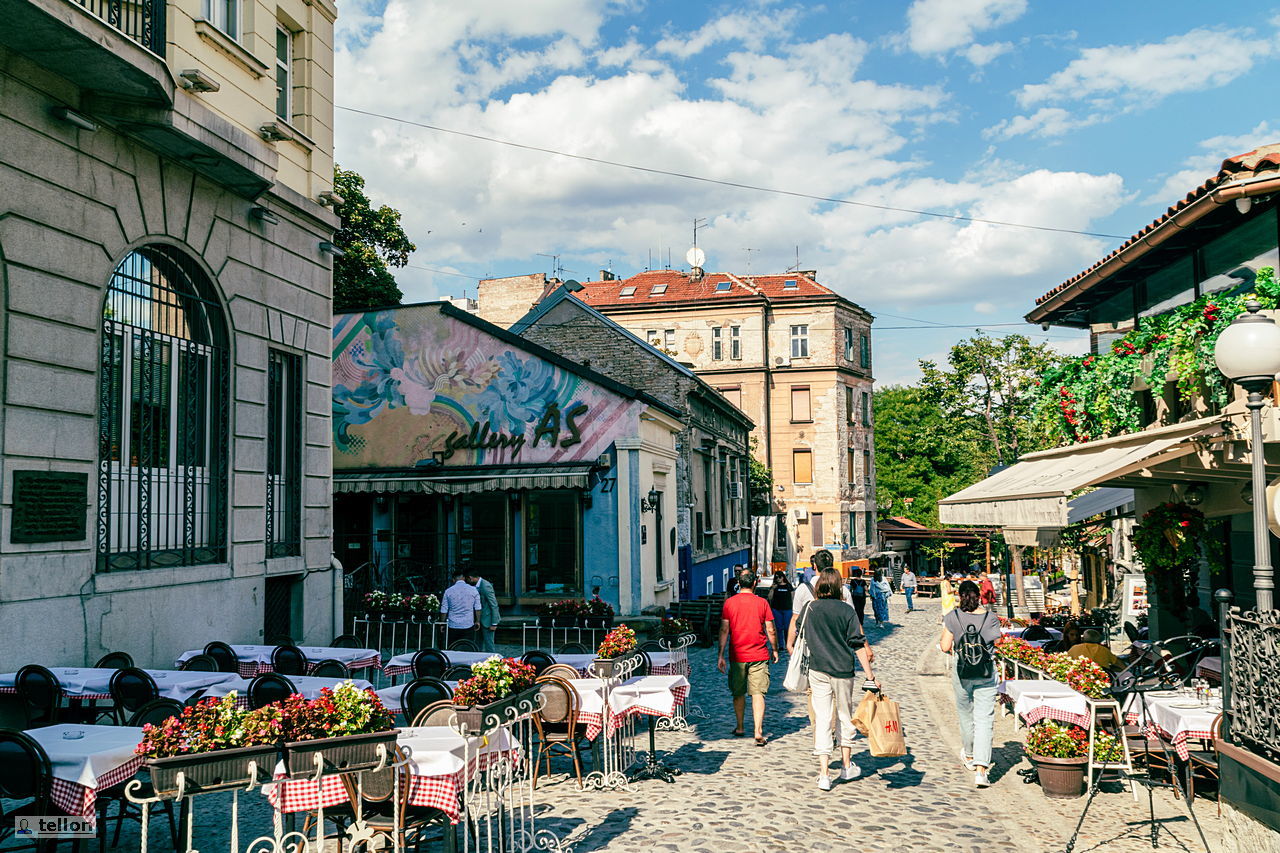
[
  {"left": 798, "top": 270, "right": 818, "bottom": 280},
  {"left": 599, "top": 269, "right": 617, "bottom": 281}
]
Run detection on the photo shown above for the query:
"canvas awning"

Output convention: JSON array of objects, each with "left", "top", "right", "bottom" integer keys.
[
  {"left": 938, "top": 416, "right": 1227, "bottom": 529},
  {"left": 334, "top": 465, "right": 593, "bottom": 495}
]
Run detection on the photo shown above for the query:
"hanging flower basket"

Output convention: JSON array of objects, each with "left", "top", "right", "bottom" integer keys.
[{"left": 148, "top": 744, "right": 277, "bottom": 796}]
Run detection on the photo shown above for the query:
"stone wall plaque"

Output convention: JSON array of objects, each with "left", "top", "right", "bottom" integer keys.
[{"left": 11, "top": 471, "right": 89, "bottom": 544}]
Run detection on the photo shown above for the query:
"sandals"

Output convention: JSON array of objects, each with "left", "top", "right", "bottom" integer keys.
[
  {"left": 732, "top": 729, "right": 746, "bottom": 737},
  {"left": 754, "top": 735, "right": 769, "bottom": 747}
]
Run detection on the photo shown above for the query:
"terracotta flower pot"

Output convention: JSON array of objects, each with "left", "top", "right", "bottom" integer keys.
[{"left": 1028, "top": 752, "right": 1088, "bottom": 798}]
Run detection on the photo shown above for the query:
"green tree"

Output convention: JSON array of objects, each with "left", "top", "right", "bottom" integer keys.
[
  {"left": 747, "top": 436, "right": 773, "bottom": 516},
  {"left": 918, "top": 332, "right": 1064, "bottom": 467},
  {"left": 332, "top": 166, "right": 416, "bottom": 313},
  {"left": 873, "top": 385, "right": 990, "bottom": 527}
]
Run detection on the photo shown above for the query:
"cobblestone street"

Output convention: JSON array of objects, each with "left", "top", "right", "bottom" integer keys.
[{"left": 535, "top": 596, "right": 1223, "bottom": 853}]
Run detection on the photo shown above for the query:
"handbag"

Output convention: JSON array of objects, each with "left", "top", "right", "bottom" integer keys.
[{"left": 782, "top": 602, "right": 812, "bottom": 692}]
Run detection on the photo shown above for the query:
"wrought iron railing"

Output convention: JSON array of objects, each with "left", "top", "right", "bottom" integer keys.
[
  {"left": 1224, "top": 606, "right": 1280, "bottom": 764},
  {"left": 74, "top": 0, "right": 166, "bottom": 55}
]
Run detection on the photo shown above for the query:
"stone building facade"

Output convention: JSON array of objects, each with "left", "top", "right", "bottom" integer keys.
[
  {"left": 511, "top": 288, "right": 755, "bottom": 600},
  {"left": 0, "top": 0, "right": 339, "bottom": 670},
  {"left": 477, "top": 267, "right": 876, "bottom": 568}
]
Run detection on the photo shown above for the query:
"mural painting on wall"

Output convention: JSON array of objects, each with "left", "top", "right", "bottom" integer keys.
[{"left": 333, "top": 306, "right": 642, "bottom": 470}]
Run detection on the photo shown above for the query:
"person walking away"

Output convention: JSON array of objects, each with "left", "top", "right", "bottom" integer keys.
[
  {"left": 440, "top": 568, "right": 481, "bottom": 648},
  {"left": 940, "top": 580, "right": 1002, "bottom": 788},
  {"left": 467, "top": 570, "right": 501, "bottom": 653},
  {"left": 768, "top": 570, "right": 795, "bottom": 644},
  {"left": 847, "top": 568, "right": 869, "bottom": 627},
  {"left": 718, "top": 569, "right": 779, "bottom": 746},
  {"left": 869, "top": 569, "right": 892, "bottom": 627},
  {"left": 802, "top": 568, "right": 876, "bottom": 790},
  {"left": 979, "top": 573, "right": 997, "bottom": 608},
  {"left": 901, "top": 568, "right": 917, "bottom": 612},
  {"left": 937, "top": 576, "right": 957, "bottom": 625},
  {"left": 788, "top": 569, "right": 871, "bottom": 728}
]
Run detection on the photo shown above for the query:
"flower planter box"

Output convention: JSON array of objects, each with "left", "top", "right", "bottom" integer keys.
[
  {"left": 591, "top": 656, "right": 633, "bottom": 679},
  {"left": 537, "top": 615, "right": 578, "bottom": 628},
  {"left": 148, "top": 744, "right": 278, "bottom": 796},
  {"left": 285, "top": 729, "right": 400, "bottom": 778},
  {"left": 1028, "top": 752, "right": 1087, "bottom": 798},
  {"left": 453, "top": 686, "right": 541, "bottom": 733},
  {"left": 580, "top": 615, "right": 614, "bottom": 631}
]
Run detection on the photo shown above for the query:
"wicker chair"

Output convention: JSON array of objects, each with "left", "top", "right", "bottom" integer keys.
[
  {"left": 337, "top": 745, "right": 456, "bottom": 851},
  {"left": 248, "top": 673, "right": 297, "bottom": 709},
  {"left": 109, "top": 668, "right": 160, "bottom": 725},
  {"left": 310, "top": 659, "right": 350, "bottom": 678},
  {"left": 271, "top": 645, "right": 309, "bottom": 677},
  {"left": 531, "top": 675, "right": 585, "bottom": 788},
  {"left": 410, "top": 700, "right": 458, "bottom": 728},
  {"left": 179, "top": 654, "right": 219, "bottom": 672},
  {"left": 203, "top": 641, "right": 240, "bottom": 673},
  {"left": 539, "top": 664, "right": 581, "bottom": 682}
]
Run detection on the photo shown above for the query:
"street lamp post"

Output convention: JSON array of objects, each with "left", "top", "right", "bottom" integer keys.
[{"left": 1213, "top": 298, "right": 1280, "bottom": 611}]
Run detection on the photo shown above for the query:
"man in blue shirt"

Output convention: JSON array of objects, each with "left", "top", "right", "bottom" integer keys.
[{"left": 440, "top": 568, "right": 481, "bottom": 647}]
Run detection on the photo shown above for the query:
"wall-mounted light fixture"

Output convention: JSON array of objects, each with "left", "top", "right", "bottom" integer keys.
[
  {"left": 179, "top": 69, "right": 221, "bottom": 93},
  {"left": 318, "top": 191, "right": 345, "bottom": 207},
  {"left": 1183, "top": 482, "right": 1207, "bottom": 506},
  {"left": 250, "top": 206, "right": 279, "bottom": 225},
  {"left": 259, "top": 122, "right": 294, "bottom": 142},
  {"left": 640, "top": 487, "right": 661, "bottom": 513},
  {"left": 319, "top": 241, "right": 345, "bottom": 257},
  {"left": 52, "top": 106, "right": 98, "bottom": 132}
]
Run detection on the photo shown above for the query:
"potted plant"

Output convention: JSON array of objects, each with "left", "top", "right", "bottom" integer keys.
[
  {"left": 657, "top": 617, "right": 693, "bottom": 641},
  {"left": 1042, "top": 654, "right": 1111, "bottom": 700},
  {"left": 138, "top": 694, "right": 278, "bottom": 795},
  {"left": 581, "top": 598, "right": 615, "bottom": 631},
  {"left": 451, "top": 656, "right": 539, "bottom": 732},
  {"left": 364, "top": 590, "right": 406, "bottom": 621},
  {"left": 283, "top": 683, "right": 398, "bottom": 777},
  {"left": 593, "top": 625, "right": 638, "bottom": 678},
  {"left": 405, "top": 593, "right": 440, "bottom": 622},
  {"left": 1024, "top": 721, "right": 1089, "bottom": 798},
  {"left": 537, "top": 599, "right": 585, "bottom": 628}
]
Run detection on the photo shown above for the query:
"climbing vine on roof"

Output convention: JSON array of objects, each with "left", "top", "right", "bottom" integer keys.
[{"left": 1030, "top": 267, "right": 1280, "bottom": 447}]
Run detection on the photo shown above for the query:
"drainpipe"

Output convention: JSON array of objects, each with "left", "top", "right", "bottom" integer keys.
[{"left": 760, "top": 296, "right": 774, "bottom": 506}]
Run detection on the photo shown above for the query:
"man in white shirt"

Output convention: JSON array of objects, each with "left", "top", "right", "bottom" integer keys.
[{"left": 440, "top": 569, "right": 481, "bottom": 647}]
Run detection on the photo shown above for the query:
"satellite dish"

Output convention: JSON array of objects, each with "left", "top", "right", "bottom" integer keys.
[{"left": 685, "top": 247, "right": 706, "bottom": 268}]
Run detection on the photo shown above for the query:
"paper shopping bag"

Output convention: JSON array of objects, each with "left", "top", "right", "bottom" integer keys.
[
  {"left": 865, "top": 694, "right": 907, "bottom": 757},
  {"left": 851, "top": 690, "right": 877, "bottom": 735}
]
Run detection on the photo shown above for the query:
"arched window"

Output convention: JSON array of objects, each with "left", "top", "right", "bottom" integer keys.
[{"left": 98, "top": 246, "right": 229, "bottom": 571}]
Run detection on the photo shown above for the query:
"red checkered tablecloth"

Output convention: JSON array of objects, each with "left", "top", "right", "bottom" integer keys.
[
  {"left": 48, "top": 756, "right": 142, "bottom": 818},
  {"left": 1123, "top": 712, "right": 1215, "bottom": 761},
  {"left": 578, "top": 685, "right": 688, "bottom": 740},
  {"left": 235, "top": 655, "right": 383, "bottom": 677},
  {"left": 0, "top": 686, "right": 112, "bottom": 700},
  {"left": 383, "top": 664, "right": 413, "bottom": 680},
  {"left": 1020, "top": 705, "right": 1091, "bottom": 729}
]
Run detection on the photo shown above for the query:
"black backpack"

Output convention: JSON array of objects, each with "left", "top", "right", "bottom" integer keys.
[{"left": 955, "top": 616, "right": 993, "bottom": 679}]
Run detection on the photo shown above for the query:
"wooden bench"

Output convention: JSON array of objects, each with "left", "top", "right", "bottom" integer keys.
[{"left": 669, "top": 598, "right": 722, "bottom": 647}]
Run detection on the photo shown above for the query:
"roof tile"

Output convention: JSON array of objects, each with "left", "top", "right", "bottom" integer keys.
[{"left": 578, "top": 269, "right": 837, "bottom": 307}]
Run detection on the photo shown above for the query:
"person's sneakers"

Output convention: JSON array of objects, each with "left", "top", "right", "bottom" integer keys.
[
  {"left": 841, "top": 763, "right": 861, "bottom": 782},
  {"left": 960, "top": 749, "right": 976, "bottom": 771},
  {"left": 975, "top": 769, "right": 991, "bottom": 788},
  {"left": 817, "top": 775, "right": 832, "bottom": 791}
]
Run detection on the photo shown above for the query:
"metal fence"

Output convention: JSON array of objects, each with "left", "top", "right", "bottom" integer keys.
[
  {"left": 1224, "top": 606, "right": 1280, "bottom": 765},
  {"left": 75, "top": 0, "right": 166, "bottom": 55}
]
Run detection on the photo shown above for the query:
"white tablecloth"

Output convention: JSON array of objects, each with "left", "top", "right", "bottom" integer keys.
[
  {"left": 397, "top": 725, "right": 516, "bottom": 776},
  {"left": 203, "top": 675, "right": 374, "bottom": 703},
  {"left": 0, "top": 668, "right": 240, "bottom": 703},
  {"left": 1000, "top": 627, "right": 1063, "bottom": 641},
  {"left": 999, "top": 679, "right": 1090, "bottom": 728},
  {"left": 175, "top": 645, "right": 381, "bottom": 675},
  {"left": 1124, "top": 692, "right": 1221, "bottom": 760},
  {"left": 25, "top": 725, "right": 143, "bottom": 817}
]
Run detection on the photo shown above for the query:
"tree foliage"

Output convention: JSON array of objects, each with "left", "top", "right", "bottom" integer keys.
[
  {"left": 747, "top": 436, "right": 773, "bottom": 516},
  {"left": 332, "top": 166, "right": 416, "bottom": 313},
  {"left": 918, "top": 332, "right": 1065, "bottom": 467},
  {"left": 873, "top": 385, "right": 990, "bottom": 527}
]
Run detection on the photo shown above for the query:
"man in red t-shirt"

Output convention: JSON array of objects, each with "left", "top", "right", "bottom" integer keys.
[{"left": 717, "top": 568, "right": 779, "bottom": 745}]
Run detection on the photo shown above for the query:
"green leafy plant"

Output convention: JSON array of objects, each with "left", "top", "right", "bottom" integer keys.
[{"left": 452, "top": 656, "right": 538, "bottom": 707}]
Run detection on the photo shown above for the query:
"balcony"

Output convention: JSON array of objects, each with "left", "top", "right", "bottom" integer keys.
[{"left": 76, "top": 0, "right": 165, "bottom": 55}]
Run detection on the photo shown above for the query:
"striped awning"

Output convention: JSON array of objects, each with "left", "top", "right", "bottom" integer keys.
[{"left": 335, "top": 465, "right": 593, "bottom": 495}]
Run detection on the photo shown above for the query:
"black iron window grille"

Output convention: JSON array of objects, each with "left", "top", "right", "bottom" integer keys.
[
  {"left": 266, "top": 349, "right": 303, "bottom": 558},
  {"left": 75, "top": 0, "right": 166, "bottom": 55},
  {"left": 98, "top": 246, "right": 229, "bottom": 571}
]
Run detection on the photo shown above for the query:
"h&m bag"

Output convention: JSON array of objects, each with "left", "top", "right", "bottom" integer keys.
[
  {"left": 955, "top": 615, "right": 994, "bottom": 680},
  {"left": 852, "top": 691, "right": 907, "bottom": 757},
  {"left": 782, "top": 600, "right": 812, "bottom": 692}
]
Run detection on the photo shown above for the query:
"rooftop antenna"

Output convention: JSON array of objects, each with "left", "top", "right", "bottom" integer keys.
[
  {"left": 742, "top": 247, "right": 758, "bottom": 276},
  {"left": 647, "top": 249, "right": 652, "bottom": 271},
  {"left": 692, "top": 217, "right": 707, "bottom": 256},
  {"left": 536, "top": 253, "right": 562, "bottom": 279},
  {"left": 786, "top": 245, "right": 801, "bottom": 273}
]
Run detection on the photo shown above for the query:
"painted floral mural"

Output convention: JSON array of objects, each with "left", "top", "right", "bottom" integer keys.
[{"left": 333, "top": 306, "right": 642, "bottom": 469}]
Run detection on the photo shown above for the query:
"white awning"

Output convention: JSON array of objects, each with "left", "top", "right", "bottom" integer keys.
[
  {"left": 938, "top": 416, "right": 1226, "bottom": 529},
  {"left": 334, "top": 465, "right": 593, "bottom": 495}
]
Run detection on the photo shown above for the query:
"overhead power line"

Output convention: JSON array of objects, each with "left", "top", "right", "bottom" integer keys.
[{"left": 336, "top": 105, "right": 1126, "bottom": 240}]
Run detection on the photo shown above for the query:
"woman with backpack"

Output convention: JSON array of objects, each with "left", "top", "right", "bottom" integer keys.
[
  {"left": 847, "top": 567, "right": 869, "bottom": 627},
  {"left": 939, "top": 579, "right": 1002, "bottom": 788}
]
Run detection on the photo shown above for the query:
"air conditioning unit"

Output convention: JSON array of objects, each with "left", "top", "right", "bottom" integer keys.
[
  {"left": 727, "top": 482, "right": 742, "bottom": 500},
  {"left": 794, "top": 507, "right": 808, "bottom": 521}
]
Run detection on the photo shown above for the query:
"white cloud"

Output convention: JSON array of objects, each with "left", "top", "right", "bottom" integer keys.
[
  {"left": 962, "top": 41, "right": 1012, "bottom": 67},
  {"left": 654, "top": 9, "right": 797, "bottom": 59},
  {"left": 984, "top": 106, "right": 1098, "bottom": 140},
  {"left": 1147, "top": 121, "right": 1279, "bottom": 203},
  {"left": 900, "top": 0, "right": 1026, "bottom": 59}
]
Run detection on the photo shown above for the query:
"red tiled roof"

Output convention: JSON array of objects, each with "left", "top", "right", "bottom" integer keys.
[
  {"left": 1034, "top": 142, "right": 1280, "bottom": 311},
  {"left": 577, "top": 269, "right": 837, "bottom": 307}
]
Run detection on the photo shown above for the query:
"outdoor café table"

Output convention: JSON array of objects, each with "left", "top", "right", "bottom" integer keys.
[
  {"left": 999, "top": 679, "right": 1090, "bottom": 728},
  {"left": 1124, "top": 692, "right": 1221, "bottom": 760},
  {"left": 174, "top": 645, "right": 381, "bottom": 677},
  {"left": 24, "top": 724, "right": 143, "bottom": 818},
  {"left": 384, "top": 650, "right": 689, "bottom": 681},
  {"left": 0, "top": 668, "right": 240, "bottom": 704},
  {"left": 202, "top": 675, "right": 375, "bottom": 706},
  {"left": 1000, "top": 626, "right": 1063, "bottom": 641},
  {"left": 267, "top": 725, "right": 517, "bottom": 823},
  {"left": 567, "top": 674, "right": 691, "bottom": 740}
]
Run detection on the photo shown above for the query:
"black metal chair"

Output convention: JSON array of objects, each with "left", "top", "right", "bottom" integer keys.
[
  {"left": 0, "top": 695, "right": 29, "bottom": 730},
  {"left": 412, "top": 649, "right": 449, "bottom": 679},
  {"left": 247, "top": 673, "right": 297, "bottom": 709},
  {"left": 336, "top": 744, "right": 456, "bottom": 852},
  {"left": 203, "top": 641, "right": 240, "bottom": 673},
  {"left": 128, "top": 699, "right": 185, "bottom": 728},
  {"left": 556, "top": 642, "right": 589, "bottom": 654},
  {"left": 638, "top": 641, "right": 664, "bottom": 653},
  {"left": 1123, "top": 621, "right": 1141, "bottom": 643},
  {"left": 448, "top": 638, "right": 479, "bottom": 652},
  {"left": 1021, "top": 625, "right": 1053, "bottom": 642},
  {"left": 0, "top": 729, "right": 61, "bottom": 850},
  {"left": 399, "top": 678, "right": 452, "bottom": 724},
  {"left": 521, "top": 650, "right": 556, "bottom": 676},
  {"left": 310, "top": 659, "right": 350, "bottom": 679},
  {"left": 179, "top": 654, "right": 219, "bottom": 672},
  {"left": 14, "top": 665, "right": 63, "bottom": 727},
  {"left": 95, "top": 651, "right": 134, "bottom": 670},
  {"left": 271, "top": 644, "right": 309, "bottom": 677},
  {"left": 265, "top": 633, "right": 295, "bottom": 646},
  {"left": 330, "top": 634, "right": 361, "bottom": 648},
  {"left": 442, "top": 664, "right": 474, "bottom": 681},
  {"left": 109, "top": 667, "right": 160, "bottom": 725}
]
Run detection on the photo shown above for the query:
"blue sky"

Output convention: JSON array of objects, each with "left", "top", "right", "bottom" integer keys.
[{"left": 332, "top": 1, "right": 1279, "bottom": 384}]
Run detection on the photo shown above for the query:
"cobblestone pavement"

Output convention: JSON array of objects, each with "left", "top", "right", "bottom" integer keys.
[
  {"left": 535, "top": 596, "right": 1223, "bottom": 853},
  {"left": 89, "top": 598, "right": 1221, "bottom": 853}
]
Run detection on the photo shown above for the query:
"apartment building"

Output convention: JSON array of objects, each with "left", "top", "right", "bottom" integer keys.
[
  {"left": 0, "top": 0, "right": 340, "bottom": 669},
  {"left": 477, "top": 267, "right": 876, "bottom": 566}
]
